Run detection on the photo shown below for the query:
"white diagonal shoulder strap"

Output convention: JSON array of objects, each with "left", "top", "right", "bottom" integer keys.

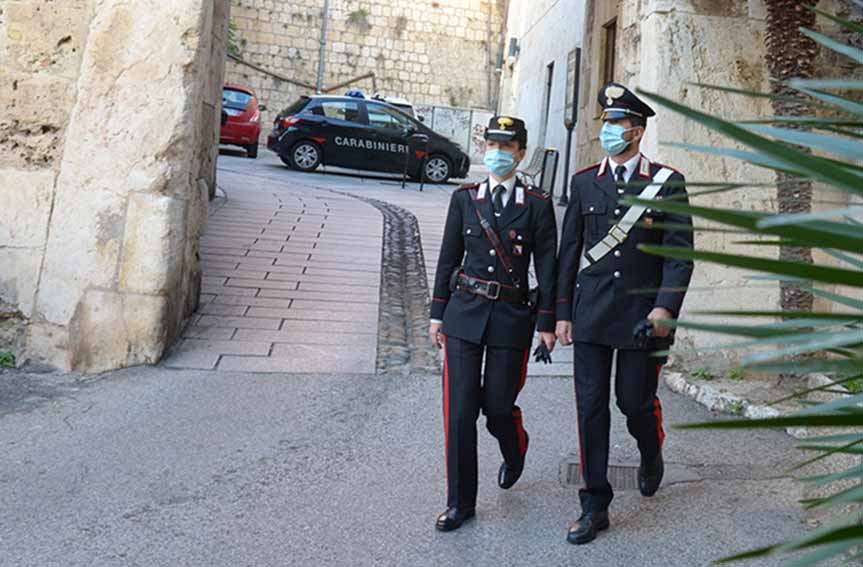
[{"left": 580, "top": 167, "right": 674, "bottom": 270}]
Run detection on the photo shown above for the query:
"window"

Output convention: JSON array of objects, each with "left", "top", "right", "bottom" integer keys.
[
  {"left": 367, "top": 104, "right": 412, "bottom": 129},
  {"left": 601, "top": 18, "right": 617, "bottom": 86},
  {"left": 282, "top": 96, "right": 311, "bottom": 116},
  {"left": 538, "top": 61, "right": 554, "bottom": 146},
  {"left": 314, "top": 100, "right": 362, "bottom": 123},
  {"left": 222, "top": 88, "right": 253, "bottom": 111}
]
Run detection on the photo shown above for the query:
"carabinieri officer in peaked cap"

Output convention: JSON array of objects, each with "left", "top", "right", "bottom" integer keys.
[
  {"left": 429, "top": 115, "right": 558, "bottom": 532},
  {"left": 555, "top": 83, "right": 694, "bottom": 544}
]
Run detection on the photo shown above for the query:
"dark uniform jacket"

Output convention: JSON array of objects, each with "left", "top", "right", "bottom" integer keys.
[
  {"left": 431, "top": 178, "right": 558, "bottom": 349},
  {"left": 556, "top": 155, "right": 694, "bottom": 348}
]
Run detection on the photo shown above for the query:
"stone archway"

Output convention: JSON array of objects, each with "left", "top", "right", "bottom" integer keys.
[{"left": 1, "top": 0, "right": 230, "bottom": 373}]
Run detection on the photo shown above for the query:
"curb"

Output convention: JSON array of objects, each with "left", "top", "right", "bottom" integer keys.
[
  {"left": 664, "top": 371, "right": 853, "bottom": 441},
  {"left": 664, "top": 370, "right": 781, "bottom": 419}
]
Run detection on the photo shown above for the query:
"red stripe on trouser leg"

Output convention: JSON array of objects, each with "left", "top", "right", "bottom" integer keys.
[
  {"left": 442, "top": 335, "right": 450, "bottom": 481},
  {"left": 513, "top": 348, "right": 530, "bottom": 455},
  {"left": 654, "top": 364, "right": 665, "bottom": 447}
]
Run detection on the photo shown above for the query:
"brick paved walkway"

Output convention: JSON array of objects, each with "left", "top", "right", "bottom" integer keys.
[{"left": 164, "top": 172, "right": 382, "bottom": 373}]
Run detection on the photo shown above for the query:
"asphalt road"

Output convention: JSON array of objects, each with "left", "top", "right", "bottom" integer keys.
[{"left": 2, "top": 367, "right": 807, "bottom": 566}]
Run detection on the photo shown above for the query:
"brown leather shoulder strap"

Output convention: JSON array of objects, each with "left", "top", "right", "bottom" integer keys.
[{"left": 467, "top": 188, "right": 522, "bottom": 288}]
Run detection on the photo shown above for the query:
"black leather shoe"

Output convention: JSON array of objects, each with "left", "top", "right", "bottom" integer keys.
[
  {"left": 639, "top": 451, "right": 664, "bottom": 497},
  {"left": 498, "top": 433, "right": 529, "bottom": 489},
  {"left": 566, "top": 510, "right": 610, "bottom": 545},
  {"left": 435, "top": 507, "right": 475, "bottom": 532}
]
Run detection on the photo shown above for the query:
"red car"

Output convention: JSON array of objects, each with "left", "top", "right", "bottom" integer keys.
[{"left": 220, "top": 84, "right": 266, "bottom": 158}]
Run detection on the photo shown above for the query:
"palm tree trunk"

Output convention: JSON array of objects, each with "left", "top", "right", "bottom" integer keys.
[{"left": 764, "top": 0, "right": 819, "bottom": 314}]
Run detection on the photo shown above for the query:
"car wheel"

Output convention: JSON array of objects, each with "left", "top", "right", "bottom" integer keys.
[
  {"left": 423, "top": 155, "right": 451, "bottom": 183},
  {"left": 290, "top": 141, "right": 321, "bottom": 172},
  {"left": 246, "top": 144, "right": 259, "bottom": 159}
]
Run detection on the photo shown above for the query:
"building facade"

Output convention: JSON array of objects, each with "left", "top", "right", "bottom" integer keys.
[{"left": 497, "top": 0, "right": 586, "bottom": 199}]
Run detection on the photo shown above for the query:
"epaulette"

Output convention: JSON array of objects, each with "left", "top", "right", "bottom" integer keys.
[
  {"left": 524, "top": 186, "right": 550, "bottom": 200},
  {"left": 455, "top": 182, "right": 480, "bottom": 192},
  {"left": 574, "top": 162, "right": 601, "bottom": 176},
  {"left": 652, "top": 162, "right": 682, "bottom": 176}
]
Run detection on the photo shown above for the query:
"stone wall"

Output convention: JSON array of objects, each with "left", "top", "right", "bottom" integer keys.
[
  {"left": 1, "top": 0, "right": 230, "bottom": 373},
  {"left": 225, "top": 0, "right": 505, "bottom": 134}
]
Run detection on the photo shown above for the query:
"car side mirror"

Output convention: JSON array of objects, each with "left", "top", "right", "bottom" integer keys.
[{"left": 259, "top": 104, "right": 268, "bottom": 112}]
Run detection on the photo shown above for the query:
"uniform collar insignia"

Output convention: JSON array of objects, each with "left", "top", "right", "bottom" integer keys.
[
  {"left": 597, "top": 157, "right": 609, "bottom": 177},
  {"left": 515, "top": 186, "right": 525, "bottom": 206},
  {"left": 477, "top": 181, "right": 488, "bottom": 200},
  {"left": 638, "top": 154, "right": 651, "bottom": 178}
]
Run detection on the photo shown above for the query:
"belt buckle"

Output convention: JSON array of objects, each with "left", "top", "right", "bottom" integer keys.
[
  {"left": 486, "top": 281, "right": 501, "bottom": 300},
  {"left": 609, "top": 225, "right": 628, "bottom": 244}
]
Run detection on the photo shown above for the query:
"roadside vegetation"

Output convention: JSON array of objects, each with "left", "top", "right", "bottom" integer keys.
[{"left": 634, "top": 5, "right": 863, "bottom": 564}]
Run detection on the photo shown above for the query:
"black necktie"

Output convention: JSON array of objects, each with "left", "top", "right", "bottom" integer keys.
[
  {"left": 493, "top": 184, "right": 506, "bottom": 215},
  {"left": 615, "top": 165, "right": 627, "bottom": 188}
]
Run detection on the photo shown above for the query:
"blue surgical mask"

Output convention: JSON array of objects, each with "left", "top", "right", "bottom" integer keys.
[
  {"left": 600, "top": 122, "right": 635, "bottom": 156},
  {"left": 483, "top": 148, "right": 517, "bottom": 178}
]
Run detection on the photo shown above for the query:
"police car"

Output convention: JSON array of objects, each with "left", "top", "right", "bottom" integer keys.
[{"left": 267, "top": 93, "right": 470, "bottom": 183}]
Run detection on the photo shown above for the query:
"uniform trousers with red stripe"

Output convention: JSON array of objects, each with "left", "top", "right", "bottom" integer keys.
[
  {"left": 573, "top": 342, "right": 666, "bottom": 512},
  {"left": 442, "top": 335, "right": 530, "bottom": 509}
]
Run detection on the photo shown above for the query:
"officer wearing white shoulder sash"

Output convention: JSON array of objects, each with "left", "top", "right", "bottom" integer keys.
[{"left": 555, "top": 83, "right": 694, "bottom": 544}]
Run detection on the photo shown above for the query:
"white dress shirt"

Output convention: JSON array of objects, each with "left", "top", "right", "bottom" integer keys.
[
  {"left": 487, "top": 175, "right": 517, "bottom": 208},
  {"left": 608, "top": 153, "right": 641, "bottom": 183}
]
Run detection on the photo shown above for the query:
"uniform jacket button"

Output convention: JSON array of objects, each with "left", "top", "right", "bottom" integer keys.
[
  {"left": 576, "top": 283, "right": 580, "bottom": 288},
  {"left": 646, "top": 208, "right": 653, "bottom": 214},
  {"left": 614, "top": 208, "right": 621, "bottom": 216},
  {"left": 487, "top": 266, "right": 495, "bottom": 273},
  {"left": 614, "top": 250, "right": 622, "bottom": 258},
  {"left": 617, "top": 189, "right": 624, "bottom": 195},
  {"left": 613, "top": 271, "right": 621, "bottom": 278},
  {"left": 489, "top": 249, "right": 496, "bottom": 256}
]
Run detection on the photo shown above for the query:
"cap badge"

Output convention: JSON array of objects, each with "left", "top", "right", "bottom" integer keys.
[
  {"left": 604, "top": 85, "right": 625, "bottom": 106},
  {"left": 497, "top": 116, "right": 514, "bottom": 130}
]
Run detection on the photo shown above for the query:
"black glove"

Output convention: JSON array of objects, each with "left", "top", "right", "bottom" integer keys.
[
  {"left": 533, "top": 342, "right": 552, "bottom": 364},
  {"left": 632, "top": 319, "right": 655, "bottom": 349}
]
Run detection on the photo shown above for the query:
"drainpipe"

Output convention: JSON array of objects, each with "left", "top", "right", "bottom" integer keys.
[{"left": 316, "top": 0, "right": 330, "bottom": 93}]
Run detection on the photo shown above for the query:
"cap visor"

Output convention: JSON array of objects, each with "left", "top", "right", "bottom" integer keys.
[
  {"left": 485, "top": 132, "right": 517, "bottom": 142},
  {"left": 601, "top": 110, "right": 630, "bottom": 121}
]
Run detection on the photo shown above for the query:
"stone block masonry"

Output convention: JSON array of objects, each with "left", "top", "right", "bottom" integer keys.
[
  {"left": 225, "top": 0, "right": 505, "bottom": 134},
  {"left": 1, "top": 0, "right": 231, "bottom": 373}
]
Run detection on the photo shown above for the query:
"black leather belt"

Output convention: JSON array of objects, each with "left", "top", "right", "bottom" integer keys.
[{"left": 455, "top": 273, "right": 528, "bottom": 304}]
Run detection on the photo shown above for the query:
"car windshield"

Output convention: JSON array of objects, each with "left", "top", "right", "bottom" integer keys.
[
  {"left": 223, "top": 88, "right": 253, "bottom": 111},
  {"left": 392, "top": 103, "right": 415, "bottom": 117}
]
